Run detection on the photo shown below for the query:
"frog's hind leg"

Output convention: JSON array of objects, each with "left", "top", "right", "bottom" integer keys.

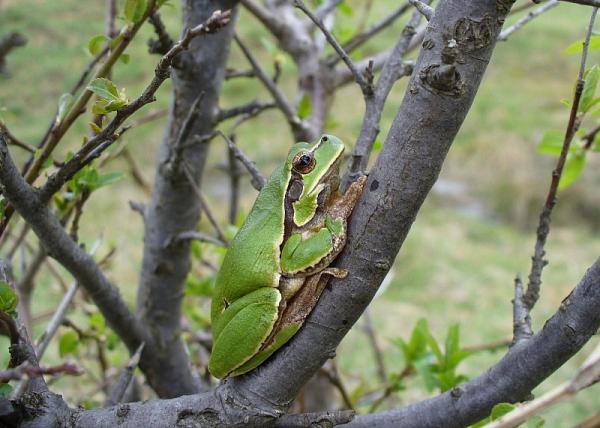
[{"left": 209, "top": 287, "right": 281, "bottom": 379}]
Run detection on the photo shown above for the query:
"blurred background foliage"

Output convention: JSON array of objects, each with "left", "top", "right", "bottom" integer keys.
[{"left": 1, "top": 0, "right": 600, "bottom": 424}]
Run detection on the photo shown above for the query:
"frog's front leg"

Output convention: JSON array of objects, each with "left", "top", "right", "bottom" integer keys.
[{"left": 208, "top": 287, "right": 281, "bottom": 379}]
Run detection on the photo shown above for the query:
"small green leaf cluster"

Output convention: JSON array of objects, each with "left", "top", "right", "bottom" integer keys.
[
  {"left": 537, "top": 64, "right": 600, "bottom": 189},
  {"left": 59, "top": 313, "right": 120, "bottom": 358},
  {"left": 0, "top": 280, "right": 18, "bottom": 318},
  {"left": 66, "top": 164, "right": 124, "bottom": 198},
  {"left": 393, "top": 319, "right": 471, "bottom": 393},
  {"left": 471, "top": 402, "right": 545, "bottom": 428},
  {"left": 87, "top": 78, "right": 129, "bottom": 115}
]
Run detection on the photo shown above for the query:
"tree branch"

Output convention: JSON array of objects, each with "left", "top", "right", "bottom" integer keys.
[
  {"left": 524, "top": 7, "right": 597, "bottom": 309},
  {"left": 498, "top": 0, "right": 559, "bottom": 41},
  {"left": 345, "top": 259, "right": 600, "bottom": 427},
  {"left": 0, "top": 136, "right": 149, "bottom": 361},
  {"left": 294, "top": 0, "right": 373, "bottom": 96},
  {"left": 233, "top": 34, "right": 311, "bottom": 139}
]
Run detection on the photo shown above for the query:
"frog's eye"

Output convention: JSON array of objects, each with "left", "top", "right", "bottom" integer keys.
[{"left": 292, "top": 151, "right": 316, "bottom": 174}]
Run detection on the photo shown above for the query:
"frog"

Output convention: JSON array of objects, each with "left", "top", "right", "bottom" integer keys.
[{"left": 208, "top": 134, "right": 367, "bottom": 379}]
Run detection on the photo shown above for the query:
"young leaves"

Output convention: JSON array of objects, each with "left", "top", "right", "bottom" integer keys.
[
  {"left": 580, "top": 65, "right": 600, "bottom": 113},
  {"left": 124, "top": 0, "right": 148, "bottom": 24},
  {"left": 87, "top": 78, "right": 129, "bottom": 115},
  {"left": 393, "top": 319, "right": 471, "bottom": 393},
  {"left": 59, "top": 331, "right": 80, "bottom": 357},
  {"left": 87, "top": 34, "right": 109, "bottom": 56},
  {"left": 0, "top": 281, "right": 18, "bottom": 317}
]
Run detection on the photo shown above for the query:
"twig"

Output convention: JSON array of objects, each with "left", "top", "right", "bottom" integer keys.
[
  {"left": 582, "top": 122, "right": 600, "bottom": 149},
  {"left": 227, "top": 134, "right": 241, "bottom": 224},
  {"left": 343, "top": 1, "right": 427, "bottom": 187},
  {"left": 362, "top": 309, "right": 387, "bottom": 384},
  {"left": 0, "top": 123, "right": 36, "bottom": 154},
  {"left": 216, "top": 100, "right": 276, "bottom": 123},
  {"left": 294, "top": 0, "right": 373, "bottom": 95},
  {"left": 217, "top": 131, "right": 266, "bottom": 190},
  {"left": 105, "top": 343, "right": 145, "bottom": 406},
  {"left": 121, "top": 148, "right": 152, "bottom": 195},
  {"left": 148, "top": 12, "right": 175, "bottom": 55},
  {"left": 182, "top": 160, "right": 228, "bottom": 244},
  {"left": 328, "top": 2, "right": 411, "bottom": 66},
  {"left": 0, "top": 32, "right": 27, "bottom": 75},
  {"left": 486, "top": 340, "right": 600, "bottom": 428},
  {"left": 512, "top": 274, "right": 533, "bottom": 345},
  {"left": 523, "top": 7, "right": 597, "bottom": 309},
  {"left": 35, "top": 282, "right": 79, "bottom": 359},
  {"left": 225, "top": 68, "right": 255, "bottom": 79},
  {"left": 0, "top": 362, "right": 82, "bottom": 383},
  {"left": 167, "top": 91, "right": 204, "bottom": 173},
  {"left": 319, "top": 363, "right": 355, "bottom": 411},
  {"left": 560, "top": 0, "right": 600, "bottom": 7},
  {"left": 39, "top": 10, "right": 232, "bottom": 202},
  {"left": 498, "top": 1, "right": 559, "bottom": 41},
  {"left": 463, "top": 337, "right": 512, "bottom": 353},
  {"left": 233, "top": 34, "right": 308, "bottom": 136},
  {"left": 164, "top": 230, "right": 228, "bottom": 248},
  {"left": 408, "top": 0, "right": 434, "bottom": 21},
  {"left": 314, "top": 0, "right": 343, "bottom": 20}
]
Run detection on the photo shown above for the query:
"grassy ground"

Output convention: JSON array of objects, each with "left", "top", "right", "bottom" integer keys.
[{"left": 1, "top": 0, "right": 600, "bottom": 424}]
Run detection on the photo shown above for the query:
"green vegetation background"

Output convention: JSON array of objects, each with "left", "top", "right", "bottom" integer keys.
[{"left": 1, "top": 0, "right": 600, "bottom": 424}]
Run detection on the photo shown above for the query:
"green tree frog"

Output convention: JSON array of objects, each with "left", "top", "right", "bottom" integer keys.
[{"left": 208, "top": 134, "right": 366, "bottom": 379}]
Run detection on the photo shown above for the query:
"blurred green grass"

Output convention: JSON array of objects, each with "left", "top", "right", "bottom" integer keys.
[{"left": 1, "top": 0, "right": 600, "bottom": 424}]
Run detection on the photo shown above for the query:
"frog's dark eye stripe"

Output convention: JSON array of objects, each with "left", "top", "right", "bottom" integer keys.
[{"left": 292, "top": 151, "right": 316, "bottom": 174}]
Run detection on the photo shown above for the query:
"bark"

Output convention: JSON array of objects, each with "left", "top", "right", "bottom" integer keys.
[{"left": 136, "top": 0, "right": 239, "bottom": 397}]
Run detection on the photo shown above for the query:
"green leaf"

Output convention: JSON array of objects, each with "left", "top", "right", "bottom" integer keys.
[
  {"left": 372, "top": 139, "right": 383, "bottom": 153},
  {"left": 59, "top": 330, "right": 80, "bottom": 357},
  {"left": 0, "top": 384, "right": 12, "bottom": 397},
  {"left": 490, "top": 402, "right": 516, "bottom": 420},
  {"left": 42, "top": 155, "right": 54, "bottom": 169},
  {"left": 563, "top": 35, "right": 600, "bottom": 54},
  {"left": 580, "top": 65, "right": 600, "bottom": 112},
  {"left": 537, "top": 130, "right": 566, "bottom": 155},
  {"left": 185, "top": 275, "right": 215, "bottom": 297},
  {"left": 89, "top": 122, "right": 102, "bottom": 134},
  {"left": 57, "top": 93, "right": 74, "bottom": 124},
  {"left": 0, "top": 281, "right": 18, "bottom": 317},
  {"left": 120, "top": 53, "right": 130, "bottom": 64},
  {"left": 87, "top": 78, "right": 120, "bottom": 102},
  {"left": 337, "top": 1, "right": 354, "bottom": 16},
  {"left": 88, "top": 313, "right": 106, "bottom": 333},
  {"left": 0, "top": 198, "right": 7, "bottom": 218},
  {"left": 560, "top": 152, "right": 586, "bottom": 189},
  {"left": 413, "top": 355, "right": 438, "bottom": 391},
  {"left": 124, "top": 0, "right": 147, "bottom": 24},
  {"left": 472, "top": 403, "right": 517, "bottom": 427},
  {"left": 297, "top": 94, "right": 312, "bottom": 119},
  {"left": 96, "top": 172, "right": 124, "bottom": 189},
  {"left": 87, "top": 34, "right": 109, "bottom": 56}
]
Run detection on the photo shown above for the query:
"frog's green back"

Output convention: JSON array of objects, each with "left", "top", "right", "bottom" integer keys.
[{"left": 211, "top": 163, "right": 289, "bottom": 319}]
